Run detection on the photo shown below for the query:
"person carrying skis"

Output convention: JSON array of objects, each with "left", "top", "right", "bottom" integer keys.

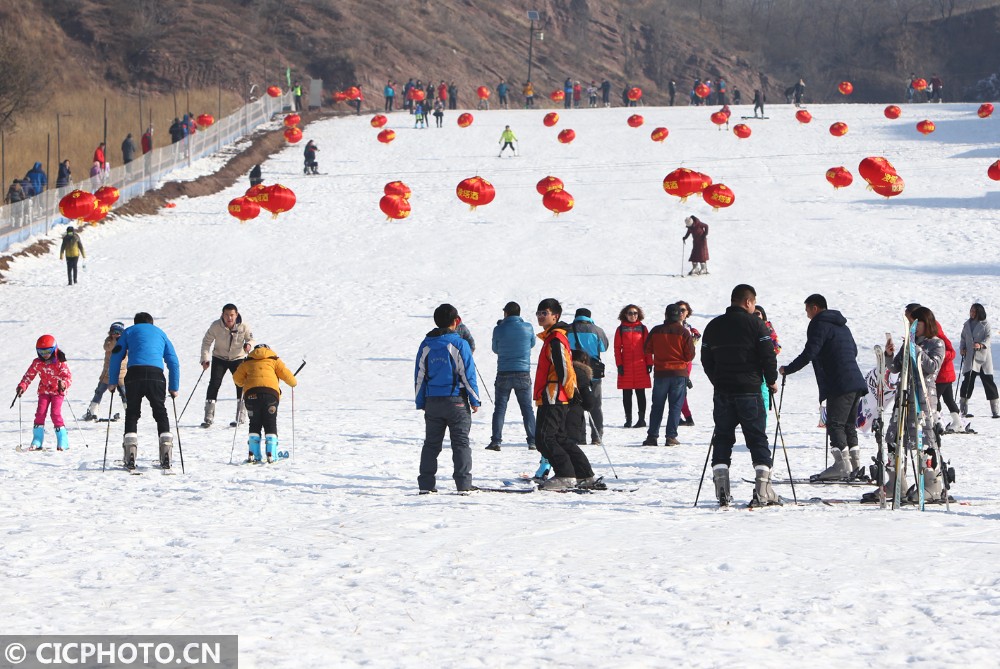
[
  {"left": 59, "top": 225, "right": 85, "bottom": 286},
  {"left": 498, "top": 125, "right": 517, "bottom": 157},
  {"left": 487, "top": 301, "right": 536, "bottom": 452},
  {"left": 200, "top": 304, "right": 254, "bottom": 428},
  {"left": 959, "top": 302, "right": 997, "bottom": 418},
  {"left": 232, "top": 344, "right": 298, "bottom": 463},
  {"left": 108, "top": 312, "right": 180, "bottom": 471},
  {"left": 701, "top": 284, "right": 779, "bottom": 507},
  {"left": 415, "top": 303, "right": 480, "bottom": 494},
  {"left": 82, "top": 321, "right": 128, "bottom": 421},
  {"left": 683, "top": 215, "right": 709, "bottom": 275},
  {"left": 779, "top": 294, "right": 868, "bottom": 481},
  {"left": 303, "top": 140, "right": 319, "bottom": 175},
  {"left": 15, "top": 335, "right": 72, "bottom": 451}
]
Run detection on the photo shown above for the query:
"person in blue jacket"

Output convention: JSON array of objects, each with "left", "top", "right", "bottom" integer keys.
[
  {"left": 486, "top": 301, "right": 536, "bottom": 452},
  {"left": 565, "top": 307, "right": 609, "bottom": 444},
  {"left": 497, "top": 78, "right": 510, "bottom": 109},
  {"left": 415, "top": 303, "right": 480, "bottom": 493},
  {"left": 25, "top": 162, "right": 47, "bottom": 195},
  {"left": 780, "top": 294, "right": 868, "bottom": 481},
  {"left": 108, "top": 312, "right": 180, "bottom": 471}
]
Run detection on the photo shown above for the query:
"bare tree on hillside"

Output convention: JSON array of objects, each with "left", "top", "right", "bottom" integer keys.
[{"left": 0, "top": 30, "right": 51, "bottom": 131}]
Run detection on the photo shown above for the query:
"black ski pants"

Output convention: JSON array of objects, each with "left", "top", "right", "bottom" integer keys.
[
  {"left": 937, "top": 382, "right": 960, "bottom": 414},
  {"left": 960, "top": 371, "right": 999, "bottom": 401},
  {"left": 207, "top": 357, "right": 244, "bottom": 401},
  {"left": 66, "top": 257, "right": 79, "bottom": 285},
  {"left": 535, "top": 403, "right": 594, "bottom": 479},
  {"left": 826, "top": 390, "right": 864, "bottom": 451},
  {"left": 244, "top": 389, "right": 279, "bottom": 436},
  {"left": 123, "top": 366, "right": 170, "bottom": 434},
  {"left": 622, "top": 389, "right": 646, "bottom": 422},
  {"left": 711, "top": 392, "right": 771, "bottom": 468}
]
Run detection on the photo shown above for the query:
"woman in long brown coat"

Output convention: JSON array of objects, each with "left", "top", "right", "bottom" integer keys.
[{"left": 683, "top": 215, "right": 709, "bottom": 275}]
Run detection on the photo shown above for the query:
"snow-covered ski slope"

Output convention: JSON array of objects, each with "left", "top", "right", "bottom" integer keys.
[{"left": 2, "top": 103, "right": 1000, "bottom": 668}]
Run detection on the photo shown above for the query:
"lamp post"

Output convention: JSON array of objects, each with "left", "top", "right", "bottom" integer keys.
[{"left": 526, "top": 10, "right": 541, "bottom": 85}]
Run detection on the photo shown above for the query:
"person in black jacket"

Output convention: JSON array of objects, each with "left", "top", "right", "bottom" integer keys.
[
  {"left": 780, "top": 294, "right": 868, "bottom": 481},
  {"left": 566, "top": 350, "right": 596, "bottom": 445},
  {"left": 56, "top": 160, "right": 72, "bottom": 189},
  {"left": 701, "top": 284, "right": 779, "bottom": 507}
]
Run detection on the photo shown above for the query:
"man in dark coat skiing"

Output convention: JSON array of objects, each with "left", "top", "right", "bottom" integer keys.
[{"left": 780, "top": 294, "right": 868, "bottom": 481}]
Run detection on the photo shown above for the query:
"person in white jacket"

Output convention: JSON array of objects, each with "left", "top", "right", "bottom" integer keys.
[{"left": 200, "top": 304, "right": 254, "bottom": 427}]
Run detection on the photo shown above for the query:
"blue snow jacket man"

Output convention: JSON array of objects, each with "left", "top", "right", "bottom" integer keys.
[
  {"left": 415, "top": 328, "right": 480, "bottom": 410},
  {"left": 26, "top": 163, "right": 47, "bottom": 194},
  {"left": 782, "top": 309, "right": 867, "bottom": 402},
  {"left": 565, "top": 315, "right": 609, "bottom": 362},
  {"left": 109, "top": 322, "right": 181, "bottom": 392},
  {"left": 492, "top": 316, "right": 535, "bottom": 373}
]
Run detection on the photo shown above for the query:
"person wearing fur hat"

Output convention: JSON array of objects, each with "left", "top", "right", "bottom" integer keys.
[
  {"left": 683, "top": 215, "right": 709, "bottom": 275},
  {"left": 642, "top": 304, "right": 696, "bottom": 446},
  {"left": 82, "top": 322, "right": 128, "bottom": 421},
  {"left": 232, "top": 344, "right": 298, "bottom": 463},
  {"left": 15, "top": 335, "right": 72, "bottom": 451}
]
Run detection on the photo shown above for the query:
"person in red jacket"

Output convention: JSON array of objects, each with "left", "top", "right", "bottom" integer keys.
[
  {"left": 683, "top": 215, "right": 709, "bottom": 275},
  {"left": 615, "top": 304, "right": 652, "bottom": 427},
  {"left": 907, "top": 303, "right": 962, "bottom": 432},
  {"left": 643, "top": 304, "right": 696, "bottom": 446},
  {"left": 93, "top": 142, "right": 107, "bottom": 170},
  {"left": 141, "top": 127, "right": 153, "bottom": 155},
  {"left": 676, "top": 300, "right": 701, "bottom": 426}
]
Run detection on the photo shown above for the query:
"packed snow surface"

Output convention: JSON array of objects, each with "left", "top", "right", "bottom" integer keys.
[{"left": 2, "top": 102, "right": 1000, "bottom": 668}]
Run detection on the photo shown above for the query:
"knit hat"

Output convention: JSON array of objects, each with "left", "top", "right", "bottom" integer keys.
[{"left": 665, "top": 304, "right": 681, "bottom": 323}]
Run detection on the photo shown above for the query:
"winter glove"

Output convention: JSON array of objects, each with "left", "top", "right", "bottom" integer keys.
[
  {"left": 646, "top": 366, "right": 653, "bottom": 374},
  {"left": 686, "top": 379, "right": 693, "bottom": 389},
  {"left": 15, "top": 386, "right": 24, "bottom": 397},
  {"left": 57, "top": 380, "right": 66, "bottom": 392},
  {"left": 617, "top": 365, "right": 624, "bottom": 376}
]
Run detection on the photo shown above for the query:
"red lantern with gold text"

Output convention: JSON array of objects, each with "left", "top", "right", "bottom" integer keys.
[
  {"left": 978, "top": 103, "right": 994, "bottom": 119},
  {"left": 627, "top": 87, "right": 642, "bottom": 102},
  {"left": 536, "top": 176, "right": 564, "bottom": 196},
  {"left": 83, "top": 203, "right": 110, "bottom": 225},
  {"left": 550, "top": 90, "right": 565, "bottom": 102},
  {"left": 858, "top": 157, "right": 898, "bottom": 187},
  {"left": 795, "top": 110, "right": 812, "bottom": 124},
  {"left": 695, "top": 83, "right": 710, "bottom": 99},
  {"left": 228, "top": 196, "right": 260, "bottom": 223},
  {"left": 650, "top": 127, "right": 669, "bottom": 142},
  {"left": 838, "top": 81, "right": 853, "bottom": 95},
  {"left": 987, "top": 161, "right": 1000, "bottom": 181},
  {"left": 911, "top": 78, "right": 927, "bottom": 92},
  {"left": 377, "top": 129, "right": 396, "bottom": 144},
  {"left": 284, "top": 127, "right": 303, "bottom": 143},
  {"left": 710, "top": 111, "right": 728, "bottom": 127},
  {"left": 457, "top": 113, "right": 474, "bottom": 128},
  {"left": 884, "top": 105, "right": 901, "bottom": 120},
  {"left": 332, "top": 91, "right": 348, "bottom": 103},
  {"left": 829, "top": 122, "right": 848, "bottom": 137},
  {"left": 283, "top": 114, "right": 301, "bottom": 128},
  {"left": 370, "top": 114, "right": 387, "bottom": 128},
  {"left": 733, "top": 124, "right": 751, "bottom": 139},
  {"left": 267, "top": 86, "right": 282, "bottom": 98},
  {"left": 825, "top": 166, "right": 853, "bottom": 189},
  {"left": 557, "top": 129, "right": 576, "bottom": 144},
  {"left": 384, "top": 181, "right": 411, "bottom": 199},
  {"left": 94, "top": 186, "right": 120, "bottom": 208},
  {"left": 542, "top": 189, "right": 574, "bottom": 216},
  {"left": 662, "top": 168, "right": 709, "bottom": 202},
  {"left": 703, "top": 183, "right": 735, "bottom": 211},
  {"left": 245, "top": 184, "right": 268, "bottom": 200},
  {"left": 197, "top": 114, "right": 215, "bottom": 129},
  {"left": 456, "top": 176, "right": 496, "bottom": 211},
  {"left": 345, "top": 86, "right": 360, "bottom": 100},
  {"left": 477, "top": 86, "right": 490, "bottom": 100},
  {"left": 916, "top": 119, "right": 936, "bottom": 135},
  {"left": 872, "top": 177, "right": 905, "bottom": 198},
  {"left": 59, "top": 190, "right": 98, "bottom": 220},
  {"left": 380, "top": 194, "right": 411, "bottom": 221},
  {"left": 259, "top": 184, "right": 296, "bottom": 218},
  {"left": 543, "top": 112, "right": 559, "bottom": 127},
  {"left": 627, "top": 114, "right": 644, "bottom": 128}
]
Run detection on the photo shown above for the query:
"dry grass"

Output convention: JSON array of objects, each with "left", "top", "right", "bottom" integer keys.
[{"left": 2, "top": 87, "right": 242, "bottom": 190}]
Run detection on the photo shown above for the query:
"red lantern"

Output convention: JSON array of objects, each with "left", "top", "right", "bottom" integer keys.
[
  {"left": 476, "top": 86, "right": 490, "bottom": 100},
  {"left": 332, "top": 91, "right": 348, "bottom": 103},
  {"left": 733, "top": 124, "right": 751, "bottom": 139},
  {"left": 384, "top": 181, "right": 412, "bottom": 199},
  {"left": 710, "top": 111, "right": 728, "bottom": 126},
  {"left": 978, "top": 103, "right": 994, "bottom": 119},
  {"left": 411, "top": 88, "right": 426, "bottom": 102},
  {"left": 456, "top": 176, "right": 496, "bottom": 211},
  {"left": 829, "top": 122, "right": 849, "bottom": 137},
  {"left": 627, "top": 114, "right": 644, "bottom": 128},
  {"left": 380, "top": 194, "right": 411, "bottom": 220},
  {"left": 543, "top": 112, "right": 559, "bottom": 127},
  {"left": 542, "top": 189, "right": 574, "bottom": 215},
  {"left": 370, "top": 114, "right": 387, "bottom": 128},
  {"left": 284, "top": 114, "right": 301, "bottom": 128},
  {"left": 94, "top": 186, "right": 120, "bottom": 208},
  {"left": 83, "top": 203, "right": 110, "bottom": 225},
  {"left": 345, "top": 86, "right": 361, "bottom": 100},
  {"left": 284, "top": 127, "right": 303, "bottom": 143},
  {"left": 916, "top": 119, "right": 936, "bottom": 135},
  {"left": 703, "top": 183, "right": 735, "bottom": 210},
  {"left": 795, "top": 110, "right": 812, "bottom": 124},
  {"left": 988, "top": 161, "right": 1000, "bottom": 181},
  {"left": 884, "top": 105, "right": 902, "bottom": 120},
  {"left": 911, "top": 78, "right": 927, "bottom": 92},
  {"left": 662, "top": 168, "right": 710, "bottom": 202},
  {"left": 825, "top": 166, "right": 853, "bottom": 189},
  {"left": 858, "top": 157, "right": 898, "bottom": 186},
  {"left": 228, "top": 196, "right": 260, "bottom": 222},
  {"left": 457, "top": 113, "right": 474, "bottom": 128},
  {"left": 627, "top": 87, "right": 642, "bottom": 101},
  {"left": 59, "top": 190, "right": 98, "bottom": 220},
  {"left": 838, "top": 81, "right": 853, "bottom": 95},
  {"left": 872, "top": 176, "right": 905, "bottom": 198},
  {"left": 259, "top": 184, "right": 296, "bottom": 218},
  {"left": 557, "top": 129, "right": 576, "bottom": 144},
  {"left": 536, "top": 176, "right": 564, "bottom": 195},
  {"left": 377, "top": 129, "right": 396, "bottom": 144},
  {"left": 650, "top": 127, "right": 669, "bottom": 142},
  {"left": 550, "top": 90, "right": 565, "bottom": 102},
  {"left": 267, "top": 86, "right": 282, "bottom": 98},
  {"left": 197, "top": 114, "right": 215, "bottom": 129},
  {"left": 695, "top": 83, "right": 710, "bottom": 99},
  {"left": 245, "top": 184, "right": 268, "bottom": 200}
]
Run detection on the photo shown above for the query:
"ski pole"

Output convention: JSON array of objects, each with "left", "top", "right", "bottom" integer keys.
[
  {"left": 680, "top": 238, "right": 686, "bottom": 278},
  {"left": 693, "top": 429, "right": 716, "bottom": 507},
  {"left": 472, "top": 360, "right": 493, "bottom": 406},
  {"left": 102, "top": 394, "right": 114, "bottom": 472},
  {"left": 770, "top": 377, "right": 797, "bottom": 504},
  {"left": 229, "top": 400, "right": 243, "bottom": 465},
  {"left": 176, "top": 367, "right": 206, "bottom": 423},
  {"left": 586, "top": 411, "right": 617, "bottom": 478},
  {"left": 290, "top": 387, "right": 296, "bottom": 460},
  {"left": 171, "top": 396, "right": 185, "bottom": 474},
  {"left": 64, "top": 399, "right": 89, "bottom": 448},
  {"left": 18, "top": 395, "right": 23, "bottom": 452},
  {"left": 293, "top": 360, "right": 306, "bottom": 376},
  {"left": 9, "top": 393, "right": 17, "bottom": 409}
]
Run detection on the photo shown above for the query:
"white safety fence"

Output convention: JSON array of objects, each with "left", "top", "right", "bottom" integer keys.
[{"left": 0, "top": 93, "right": 290, "bottom": 253}]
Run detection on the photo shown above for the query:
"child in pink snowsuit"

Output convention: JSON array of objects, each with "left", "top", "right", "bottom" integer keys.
[{"left": 16, "top": 335, "right": 72, "bottom": 450}]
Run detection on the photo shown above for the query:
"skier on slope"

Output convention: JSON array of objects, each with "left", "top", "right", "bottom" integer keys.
[
  {"left": 232, "top": 344, "right": 298, "bottom": 463},
  {"left": 15, "top": 335, "right": 72, "bottom": 451},
  {"left": 303, "top": 140, "right": 319, "bottom": 175},
  {"left": 82, "top": 321, "right": 128, "bottom": 421},
  {"left": 498, "top": 125, "right": 517, "bottom": 157},
  {"left": 683, "top": 215, "right": 709, "bottom": 275},
  {"left": 200, "top": 304, "right": 254, "bottom": 428}
]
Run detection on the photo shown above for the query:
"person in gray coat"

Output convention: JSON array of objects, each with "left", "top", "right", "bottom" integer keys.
[
  {"left": 959, "top": 302, "right": 997, "bottom": 418},
  {"left": 121, "top": 133, "right": 137, "bottom": 165}
]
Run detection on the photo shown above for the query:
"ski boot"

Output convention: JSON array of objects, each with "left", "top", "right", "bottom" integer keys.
[
  {"left": 29, "top": 425, "right": 45, "bottom": 450},
  {"left": 247, "top": 435, "right": 262, "bottom": 463},
  {"left": 749, "top": 465, "right": 783, "bottom": 507},
  {"left": 123, "top": 433, "right": 138, "bottom": 471},
  {"left": 201, "top": 400, "right": 216, "bottom": 428},
  {"left": 265, "top": 434, "right": 279, "bottom": 463},
  {"left": 55, "top": 426, "right": 69, "bottom": 451},
  {"left": 811, "top": 446, "right": 851, "bottom": 481},
  {"left": 712, "top": 464, "right": 732, "bottom": 507},
  {"left": 532, "top": 457, "right": 552, "bottom": 482},
  {"left": 82, "top": 402, "right": 100, "bottom": 421},
  {"left": 847, "top": 447, "right": 869, "bottom": 481},
  {"left": 159, "top": 432, "right": 173, "bottom": 469}
]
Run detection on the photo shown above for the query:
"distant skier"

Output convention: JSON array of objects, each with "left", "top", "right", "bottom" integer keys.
[
  {"left": 303, "top": 140, "right": 319, "bottom": 175},
  {"left": 82, "top": 321, "right": 128, "bottom": 421},
  {"left": 683, "top": 215, "right": 709, "bottom": 275},
  {"left": 600, "top": 79, "right": 611, "bottom": 107},
  {"left": 249, "top": 164, "right": 263, "bottom": 188},
  {"left": 59, "top": 226, "right": 85, "bottom": 286},
  {"left": 753, "top": 89, "right": 765, "bottom": 118},
  {"left": 15, "top": 335, "right": 72, "bottom": 451},
  {"left": 432, "top": 98, "right": 444, "bottom": 127},
  {"left": 232, "top": 344, "right": 298, "bottom": 463},
  {"left": 793, "top": 78, "right": 805, "bottom": 107},
  {"left": 668, "top": 80, "right": 676, "bottom": 106},
  {"left": 498, "top": 125, "right": 517, "bottom": 157}
]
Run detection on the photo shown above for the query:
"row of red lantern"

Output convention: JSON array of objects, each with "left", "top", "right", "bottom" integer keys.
[
  {"left": 331, "top": 86, "right": 361, "bottom": 103},
  {"left": 59, "top": 186, "right": 120, "bottom": 224},
  {"left": 229, "top": 184, "right": 297, "bottom": 221},
  {"left": 662, "top": 168, "right": 735, "bottom": 211}
]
